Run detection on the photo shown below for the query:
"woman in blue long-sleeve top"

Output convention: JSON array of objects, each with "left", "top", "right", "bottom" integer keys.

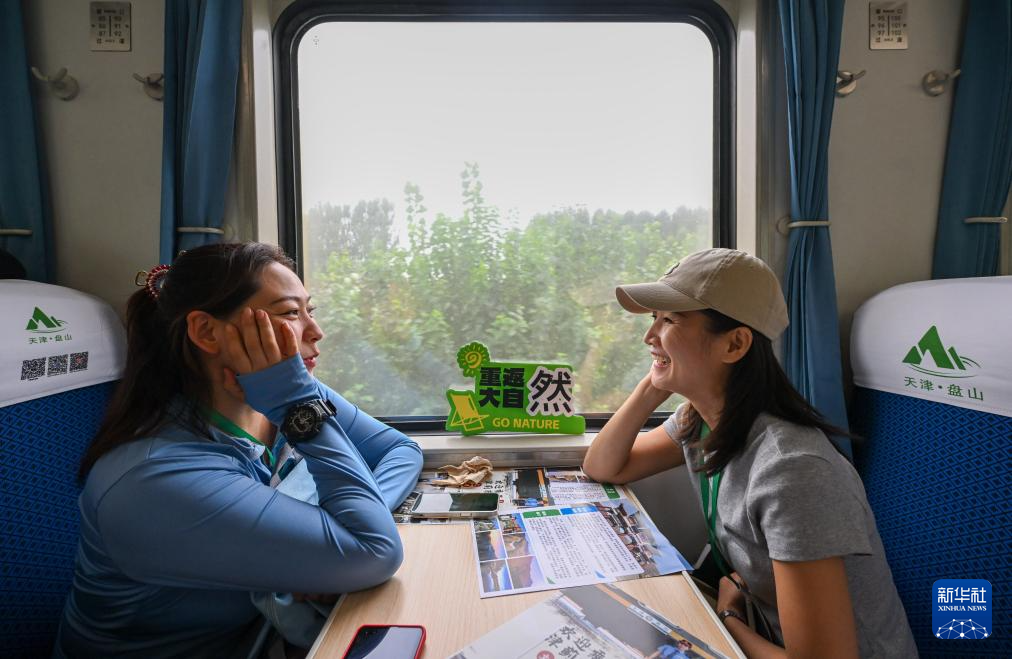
[{"left": 54, "top": 242, "right": 423, "bottom": 658}]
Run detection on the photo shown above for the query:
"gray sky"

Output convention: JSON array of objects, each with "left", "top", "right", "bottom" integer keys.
[{"left": 298, "top": 22, "right": 713, "bottom": 238}]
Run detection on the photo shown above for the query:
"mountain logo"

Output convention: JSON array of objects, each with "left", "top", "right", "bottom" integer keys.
[
  {"left": 26, "top": 307, "right": 68, "bottom": 334},
  {"left": 902, "top": 326, "right": 979, "bottom": 378}
]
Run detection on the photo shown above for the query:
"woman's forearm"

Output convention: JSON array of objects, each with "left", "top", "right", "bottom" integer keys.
[
  {"left": 582, "top": 377, "right": 670, "bottom": 482},
  {"left": 315, "top": 382, "right": 424, "bottom": 510},
  {"left": 722, "top": 617, "right": 786, "bottom": 659},
  {"left": 372, "top": 443, "right": 424, "bottom": 510}
]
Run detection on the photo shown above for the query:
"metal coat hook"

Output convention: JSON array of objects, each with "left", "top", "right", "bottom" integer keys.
[
  {"left": 835, "top": 70, "right": 866, "bottom": 97},
  {"left": 922, "top": 69, "right": 960, "bottom": 96},
  {"left": 132, "top": 73, "right": 164, "bottom": 101},
  {"left": 30, "top": 66, "right": 79, "bottom": 101}
]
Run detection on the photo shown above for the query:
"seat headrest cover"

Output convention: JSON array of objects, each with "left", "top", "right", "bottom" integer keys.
[
  {"left": 1, "top": 281, "right": 126, "bottom": 408},
  {"left": 851, "top": 276, "right": 1012, "bottom": 418}
]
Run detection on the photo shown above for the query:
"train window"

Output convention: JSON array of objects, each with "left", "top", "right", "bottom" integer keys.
[{"left": 277, "top": 2, "right": 734, "bottom": 428}]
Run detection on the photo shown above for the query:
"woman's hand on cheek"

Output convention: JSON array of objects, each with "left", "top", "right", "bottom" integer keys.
[
  {"left": 222, "top": 307, "right": 299, "bottom": 378},
  {"left": 636, "top": 372, "right": 673, "bottom": 408}
]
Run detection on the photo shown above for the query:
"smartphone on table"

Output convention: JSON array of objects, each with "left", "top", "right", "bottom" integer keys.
[
  {"left": 408, "top": 492, "right": 498, "bottom": 518},
  {"left": 342, "top": 624, "right": 425, "bottom": 659}
]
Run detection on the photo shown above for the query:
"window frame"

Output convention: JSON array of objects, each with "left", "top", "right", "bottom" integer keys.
[{"left": 275, "top": 0, "right": 736, "bottom": 431}]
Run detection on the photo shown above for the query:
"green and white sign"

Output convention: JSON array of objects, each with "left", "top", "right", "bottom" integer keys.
[{"left": 445, "top": 341, "right": 586, "bottom": 436}]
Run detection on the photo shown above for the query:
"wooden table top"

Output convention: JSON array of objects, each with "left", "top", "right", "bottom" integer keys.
[{"left": 307, "top": 523, "right": 742, "bottom": 658}]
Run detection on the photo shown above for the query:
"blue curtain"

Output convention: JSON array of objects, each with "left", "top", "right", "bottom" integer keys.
[
  {"left": 778, "top": 0, "right": 851, "bottom": 458},
  {"left": 0, "top": 0, "right": 51, "bottom": 281},
  {"left": 932, "top": 0, "right": 1012, "bottom": 279},
  {"left": 160, "top": 0, "right": 243, "bottom": 264}
]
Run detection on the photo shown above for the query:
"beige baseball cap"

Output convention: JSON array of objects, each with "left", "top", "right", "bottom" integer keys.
[{"left": 615, "top": 248, "right": 789, "bottom": 340}]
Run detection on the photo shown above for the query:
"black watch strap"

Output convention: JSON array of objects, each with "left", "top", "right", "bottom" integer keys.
[
  {"left": 282, "top": 398, "right": 337, "bottom": 441},
  {"left": 306, "top": 399, "right": 337, "bottom": 417}
]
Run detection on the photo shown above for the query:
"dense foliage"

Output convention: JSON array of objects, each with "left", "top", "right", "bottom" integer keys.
[{"left": 303, "top": 164, "right": 708, "bottom": 417}]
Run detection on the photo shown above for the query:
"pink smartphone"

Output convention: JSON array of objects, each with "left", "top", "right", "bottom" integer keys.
[{"left": 341, "top": 624, "right": 426, "bottom": 659}]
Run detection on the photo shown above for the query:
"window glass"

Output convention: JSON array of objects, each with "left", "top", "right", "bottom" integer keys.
[{"left": 297, "top": 22, "right": 713, "bottom": 417}]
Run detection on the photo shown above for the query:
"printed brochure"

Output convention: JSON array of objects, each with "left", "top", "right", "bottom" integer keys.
[
  {"left": 471, "top": 498, "right": 691, "bottom": 598},
  {"left": 449, "top": 582, "right": 728, "bottom": 659}
]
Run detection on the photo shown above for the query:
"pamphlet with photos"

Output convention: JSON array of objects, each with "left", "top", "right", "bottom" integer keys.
[
  {"left": 470, "top": 498, "right": 691, "bottom": 598},
  {"left": 449, "top": 582, "right": 728, "bottom": 659}
]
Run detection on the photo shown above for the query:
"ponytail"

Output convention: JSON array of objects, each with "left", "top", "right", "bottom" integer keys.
[{"left": 78, "top": 287, "right": 210, "bottom": 478}]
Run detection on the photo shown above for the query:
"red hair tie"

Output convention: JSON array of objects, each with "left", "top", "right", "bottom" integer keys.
[{"left": 134, "top": 264, "right": 171, "bottom": 301}]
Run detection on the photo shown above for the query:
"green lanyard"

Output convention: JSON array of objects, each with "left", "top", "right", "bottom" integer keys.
[
  {"left": 698, "top": 423, "right": 731, "bottom": 577},
  {"left": 204, "top": 408, "right": 276, "bottom": 468}
]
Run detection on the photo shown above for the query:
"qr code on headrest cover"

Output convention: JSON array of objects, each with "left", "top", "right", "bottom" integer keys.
[
  {"left": 70, "top": 352, "right": 89, "bottom": 373},
  {"left": 21, "top": 358, "right": 46, "bottom": 381},
  {"left": 48, "top": 354, "right": 69, "bottom": 376}
]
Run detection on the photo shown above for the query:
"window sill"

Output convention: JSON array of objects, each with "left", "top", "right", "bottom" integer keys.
[{"left": 410, "top": 432, "right": 598, "bottom": 469}]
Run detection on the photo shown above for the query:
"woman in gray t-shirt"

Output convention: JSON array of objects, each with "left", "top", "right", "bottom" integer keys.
[{"left": 583, "top": 248, "right": 916, "bottom": 658}]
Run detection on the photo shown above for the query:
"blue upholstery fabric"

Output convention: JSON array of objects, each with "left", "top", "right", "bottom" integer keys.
[
  {"left": 0, "top": 382, "right": 116, "bottom": 658},
  {"left": 851, "top": 387, "right": 1011, "bottom": 657}
]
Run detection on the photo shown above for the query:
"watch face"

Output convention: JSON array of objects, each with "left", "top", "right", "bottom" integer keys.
[
  {"left": 284, "top": 400, "right": 335, "bottom": 440},
  {"left": 291, "top": 408, "right": 317, "bottom": 433}
]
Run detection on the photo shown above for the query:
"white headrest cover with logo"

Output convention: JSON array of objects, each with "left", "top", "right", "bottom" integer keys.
[
  {"left": 1, "top": 280, "right": 126, "bottom": 408},
  {"left": 851, "top": 276, "right": 1012, "bottom": 418}
]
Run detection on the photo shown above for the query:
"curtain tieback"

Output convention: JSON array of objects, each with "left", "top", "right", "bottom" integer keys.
[
  {"left": 176, "top": 226, "right": 225, "bottom": 235},
  {"left": 775, "top": 217, "right": 830, "bottom": 236},
  {"left": 964, "top": 216, "right": 1007, "bottom": 224},
  {"left": 0, "top": 229, "right": 33, "bottom": 236}
]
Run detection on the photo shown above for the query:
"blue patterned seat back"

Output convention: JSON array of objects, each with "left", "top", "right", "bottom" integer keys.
[
  {"left": 1, "top": 281, "right": 125, "bottom": 658},
  {"left": 0, "top": 381, "right": 118, "bottom": 658},
  {"left": 850, "top": 277, "right": 1012, "bottom": 657},
  {"left": 851, "top": 388, "right": 1011, "bottom": 657}
]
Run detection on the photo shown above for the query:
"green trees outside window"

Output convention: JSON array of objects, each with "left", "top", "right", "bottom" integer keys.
[{"left": 303, "top": 164, "right": 707, "bottom": 418}]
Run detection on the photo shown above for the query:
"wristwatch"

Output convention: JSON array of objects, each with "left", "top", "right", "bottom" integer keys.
[
  {"left": 281, "top": 399, "right": 337, "bottom": 441},
  {"left": 718, "top": 609, "right": 746, "bottom": 625}
]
